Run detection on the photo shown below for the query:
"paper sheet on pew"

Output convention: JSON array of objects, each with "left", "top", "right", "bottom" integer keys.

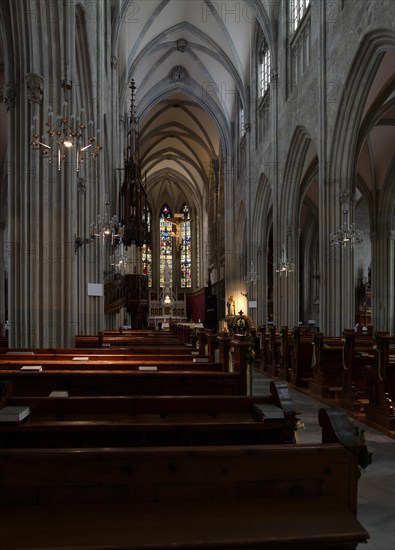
[
  {"left": 49, "top": 391, "right": 69, "bottom": 397},
  {"left": 6, "top": 351, "right": 35, "bottom": 355},
  {"left": 20, "top": 365, "right": 42, "bottom": 371},
  {"left": 72, "top": 356, "right": 90, "bottom": 361},
  {"left": 138, "top": 366, "right": 158, "bottom": 371}
]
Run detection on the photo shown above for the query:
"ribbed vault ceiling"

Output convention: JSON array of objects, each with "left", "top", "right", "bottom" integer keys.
[{"left": 112, "top": 0, "right": 268, "bottom": 205}]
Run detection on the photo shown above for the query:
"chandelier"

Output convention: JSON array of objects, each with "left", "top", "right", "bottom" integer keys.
[
  {"left": 89, "top": 194, "right": 124, "bottom": 245},
  {"left": 330, "top": 207, "right": 363, "bottom": 248},
  {"left": 244, "top": 260, "right": 259, "bottom": 285},
  {"left": 90, "top": 213, "right": 124, "bottom": 245},
  {"left": 276, "top": 244, "right": 294, "bottom": 277},
  {"left": 110, "top": 253, "right": 127, "bottom": 275},
  {"left": 31, "top": 102, "right": 102, "bottom": 171}
]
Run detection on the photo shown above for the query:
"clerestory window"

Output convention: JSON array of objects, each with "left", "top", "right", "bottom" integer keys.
[
  {"left": 290, "top": 0, "right": 310, "bottom": 34},
  {"left": 259, "top": 47, "right": 271, "bottom": 98}
]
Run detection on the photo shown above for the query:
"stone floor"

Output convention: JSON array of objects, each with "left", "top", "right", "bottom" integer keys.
[{"left": 252, "top": 370, "right": 395, "bottom": 550}]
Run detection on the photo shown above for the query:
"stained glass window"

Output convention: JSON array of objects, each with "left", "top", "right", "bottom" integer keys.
[
  {"left": 180, "top": 204, "right": 192, "bottom": 288},
  {"left": 160, "top": 204, "right": 173, "bottom": 287}
]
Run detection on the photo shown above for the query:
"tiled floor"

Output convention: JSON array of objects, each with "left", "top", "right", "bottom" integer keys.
[{"left": 252, "top": 370, "right": 395, "bottom": 550}]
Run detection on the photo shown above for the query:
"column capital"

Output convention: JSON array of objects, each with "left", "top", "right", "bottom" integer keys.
[
  {"left": 1, "top": 82, "right": 16, "bottom": 110},
  {"left": 111, "top": 56, "right": 118, "bottom": 70},
  {"left": 26, "top": 73, "right": 44, "bottom": 104}
]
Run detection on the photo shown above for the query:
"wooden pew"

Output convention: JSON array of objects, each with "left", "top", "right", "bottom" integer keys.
[
  {"left": 0, "top": 334, "right": 251, "bottom": 396},
  {"left": 341, "top": 330, "right": 376, "bottom": 414},
  {"left": 257, "top": 325, "right": 268, "bottom": 372},
  {"left": 0, "top": 407, "right": 369, "bottom": 550},
  {"left": 309, "top": 334, "right": 344, "bottom": 399},
  {"left": 365, "top": 334, "right": 395, "bottom": 431},
  {"left": 266, "top": 325, "right": 281, "bottom": 377},
  {"left": 278, "top": 326, "right": 293, "bottom": 382},
  {"left": 2, "top": 346, "right": 204, "bottom": 356},
  {"left": 75, "top": 331, "right": 185, "bottom": 348},
  {"left": 0, "top": 369, "right": 247, "bottom": 397},
  {"left": 0, "top": 357, "right": 218, "bottom": 372},
  {"left": 0, "top": 381, "right": 297, "bottom": 448},
  {"left": 291, "top": 328, "right": 314, "bottom": 388}
]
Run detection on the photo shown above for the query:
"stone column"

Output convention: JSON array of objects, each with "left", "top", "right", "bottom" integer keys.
[{"left": 3, "top": 82, "right": 17, "bottom": 345}]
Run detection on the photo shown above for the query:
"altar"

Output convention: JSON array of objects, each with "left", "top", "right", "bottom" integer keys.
[
  {"left": 147, "top": 262, "right": 188, "bottom": 329},
  {"left": 147, "top": 291, "right": 188, "bottom": 329}
]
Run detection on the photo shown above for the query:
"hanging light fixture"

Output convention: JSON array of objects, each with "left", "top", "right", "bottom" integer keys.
[
  {"left": 276, "top": 244, "right": 294, "bottom": 277},
  {"left": 244, "top": 259, "right": 259, "bottom": 285},
  {"left": 31, "top": 101, "right": 102, "bottom": 171},
  {"left": 110, "top": 251, "right": 129, "bottom": 275},
  {"left": 89, "top": 194, "right": 124, "bottom": 245},
  {"left": 330, "top": 206, "right": 363, "bottom": 248}
]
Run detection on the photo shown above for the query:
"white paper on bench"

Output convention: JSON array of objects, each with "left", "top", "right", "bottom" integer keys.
[
  {"left": 191, "top": 351, "right": 199, "bottom": 355},
  {"left": 72, "top": 356, "right": 89, "bottom": 361},
  {"left": 6, "top": 351, "right": 35, "bottom": 355},
  {"left": 193, "top": 357, "right": 209, "bottom": 362},
  {"left": 138, "top": 366, "right": 158, "bottom": 371},
  {"left": 49, "top": 391, "right": 69, "bottom": 397},
  {"left": 20, "top": 365, "right": 43, "bottom": 371}
]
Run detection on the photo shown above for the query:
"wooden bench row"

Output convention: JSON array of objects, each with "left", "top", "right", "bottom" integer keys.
[
  {"left": 0, "top": 407, "right": 369, "bottom": 550},
  {"left": 257, "top": 325, "right": 394, "bottom": 432},
  {"left": 0, "top": 380, "right": 297, "bottom": 448},
  {"left": 76, "top": 329, "right": 185, "bottom": 348}
]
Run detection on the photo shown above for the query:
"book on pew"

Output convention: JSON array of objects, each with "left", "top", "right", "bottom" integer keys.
[
  {"left": 138, "top": 366, "right": 158, "bottom": 371},
  {"left": 20, "top": 365, "right": 42, "bottom": 371},
  {"left": 253, "top": 404, "right": 285, "bottom": 421},
  {"left": 49, "top": 391, "right": 69, "bottom": 397},
  {"left": 0, "top": 405, "right": 31, "bottom": 422},
  {"left": 191, "top": 351, "right": 200, "bottom": 355},
  {"left": 6, "top": 351, "right": 35, "bottom": 355},
  {"left": 193, "top": 357, "right": 209, "bottom": 362}
]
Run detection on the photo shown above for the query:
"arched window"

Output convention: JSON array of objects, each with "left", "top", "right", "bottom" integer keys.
[
  {"left": 290, "top": 0, "right": 310, "bottom": 34},
  {"left": 240, "top": 106, "right": 246, "bottom": 138},
  {"left": 159, "top": 204, "right": 173, "bottom": 287},
  {"left": 141, "top": 205, "right": 152, "bottom": 287},
  {"left": 180, "top": 204, "right": 192, "bottom": 288},
  {"left": 259, "top": 45, "right": 271, "bottom": 98},
  {"left": 289, "top": 0, "right": 311, "bottom": 84}
]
